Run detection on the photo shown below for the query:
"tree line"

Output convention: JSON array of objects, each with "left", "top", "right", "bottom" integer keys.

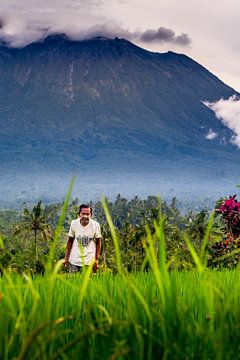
[{"left": 0, "top": 194, "right": 238, "bottom": 274}]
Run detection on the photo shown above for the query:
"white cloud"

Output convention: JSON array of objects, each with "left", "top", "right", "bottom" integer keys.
[
  {"left": 0, "top": 0, "right": 112, "bottom": 47},
  {"left": 206, "top": 129, "right": 218, "bottom": 140},
  {"left": 0, "top": 4, "right": 191, "bottom": 48},
  {"left": 204, "top": 95, "right": 240, "bottom": 148}
]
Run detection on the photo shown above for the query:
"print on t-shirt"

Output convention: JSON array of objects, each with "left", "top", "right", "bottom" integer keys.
[{"left": 76, "top": 235, "right": 94, "bottom": 247}]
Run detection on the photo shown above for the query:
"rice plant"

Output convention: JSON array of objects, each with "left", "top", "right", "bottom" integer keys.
[{"left": 1, "top": 190, "right": 240, "bottom": 359}]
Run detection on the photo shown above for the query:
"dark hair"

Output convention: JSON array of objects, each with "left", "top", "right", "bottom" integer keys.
[{"left": 78, "top": 204, "right": 92, "bottom": 215}]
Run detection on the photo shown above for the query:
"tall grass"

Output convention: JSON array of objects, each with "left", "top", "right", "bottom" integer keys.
[{"left": 1, "top": 192, "right": 240, "bottom": 359}]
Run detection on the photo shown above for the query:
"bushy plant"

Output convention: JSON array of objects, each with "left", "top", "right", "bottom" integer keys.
[
  {"left": 216, "top": 195, "right": 240, "bottom": 237},
  {"left": 209, "top": 195, "right": 240, "bottom": 268}
]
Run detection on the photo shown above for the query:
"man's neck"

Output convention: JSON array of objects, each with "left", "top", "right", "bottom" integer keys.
[{"left": 80, "top": 219, "right": 90, "bottom": 226}]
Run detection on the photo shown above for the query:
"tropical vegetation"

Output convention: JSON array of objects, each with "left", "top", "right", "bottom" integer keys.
[{"left": 1, "top": 187, "right": 240, "bottom": 359}]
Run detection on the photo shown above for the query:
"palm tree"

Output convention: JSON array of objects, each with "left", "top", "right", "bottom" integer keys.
[{"left": 15, "top": 201, "right": 53, "bottom": 264}]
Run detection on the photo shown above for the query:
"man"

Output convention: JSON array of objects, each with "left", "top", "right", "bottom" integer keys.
[{"left": 64, "top": 204, "right": 102, "bottom": 273}]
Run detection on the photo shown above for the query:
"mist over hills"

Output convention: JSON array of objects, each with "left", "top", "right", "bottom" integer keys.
[{"left": 0, "top": 35, "right": 239, "bottom": 207}]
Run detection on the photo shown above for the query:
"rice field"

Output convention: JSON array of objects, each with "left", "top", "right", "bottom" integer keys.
[
  {"left": 1, "top": 269, "right": 240, "bottom": 359},
  {"left": 1, "top": 186, "right": 240, "bottom": 359}
]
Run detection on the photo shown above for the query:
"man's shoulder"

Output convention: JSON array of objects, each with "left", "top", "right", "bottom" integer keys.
[
  {"left": 90, "top": 219, "right": 100, "bottom": 227},
  {"left": 71, "top": 218, "right": 79, "bottom": 226}
]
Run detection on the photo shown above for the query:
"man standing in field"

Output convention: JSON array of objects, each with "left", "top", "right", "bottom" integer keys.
[{"left": 64, "top": 204, "right": 102, "bottom": 273}]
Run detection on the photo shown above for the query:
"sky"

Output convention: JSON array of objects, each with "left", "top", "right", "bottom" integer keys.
[{"left": 0, "top": 0, "right": 240, "bottom": 145}]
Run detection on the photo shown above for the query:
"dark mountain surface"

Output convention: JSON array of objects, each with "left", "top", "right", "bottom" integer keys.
[{"left": 0, "top": 35, "right": 239, "bottom": 206}]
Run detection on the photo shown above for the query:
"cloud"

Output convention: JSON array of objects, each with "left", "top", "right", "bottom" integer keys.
[
  {"left": 0, "top": 0, "right": 111, "bottom": 47},
  {"left": 204, "top": 95, "right": 240, "bottom": 147},
  {"left": 0, "top": 1, "right": 191, "bottom": 48},
  {"left": 0, "top": 22, "right": 191, "bottom": 48},
  {"left": 69, "top": 23, "right": 133, "bottom": 41},
  {"left": 138, "top": 27, "right": 191, "bottom": 46},
  {"left": 206, "top": 129, "right": 218, "bottom": 140}
]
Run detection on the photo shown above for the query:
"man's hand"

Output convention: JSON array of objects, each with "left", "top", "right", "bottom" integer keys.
[
  {"left": 64, "top": 236, "right": 74, "bottom": 269},
  {"left": 63, "top": 259, "right": 69, "bottom": 268},
  {"left": 93, "top": 259, "right": 99, "bottom": 273}
]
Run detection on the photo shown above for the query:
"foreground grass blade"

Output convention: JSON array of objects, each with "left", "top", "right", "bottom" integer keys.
[
  {"left": 184, "top": 234, "right": 204, "bottom": 272},
  {"left": 45, "top": 176, "right": 75, "bottom": 274},
  {"left": 200, "top": 212, "right": 214, "bottom": 265},
  {"left": 101, "top": 195, "right": 122, "bottom": 273}
]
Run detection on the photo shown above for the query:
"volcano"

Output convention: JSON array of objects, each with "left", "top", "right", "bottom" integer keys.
[{"left": 0, "top": 35, "right": 239, "bottom": 206}]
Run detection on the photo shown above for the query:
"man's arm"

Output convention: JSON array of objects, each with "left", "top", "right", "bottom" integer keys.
[
  {"left": 93, "top": 237, "right": 101, "bottom": 273},
  {"left": 95, "top": 237, "right": 102, "bottom": 260},
  {"left": 64, "top": 236, "right": 74, "bottom": 267}
]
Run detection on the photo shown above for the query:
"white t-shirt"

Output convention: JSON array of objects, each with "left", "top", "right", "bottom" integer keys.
[{"left": 68, "top": 218, "right": 102, "bottom": 266}]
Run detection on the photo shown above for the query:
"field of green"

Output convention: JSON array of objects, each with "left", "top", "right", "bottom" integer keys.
[
  {"left": 1, "top": 182, "right": 240, "bottom": 359},
  {"left": 1, "top": 218, "right": 240, "bottom": 360},
  {"left": 1, "top": 269, "right": 240, "bottom": 360}
]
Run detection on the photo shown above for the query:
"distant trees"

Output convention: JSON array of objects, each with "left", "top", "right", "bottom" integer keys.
[
  {"left": 1, "top": 193, "right": 239, "bottom": 273},
  {"left": 14, "top": 201, "right": 53, "bottom": 270}
]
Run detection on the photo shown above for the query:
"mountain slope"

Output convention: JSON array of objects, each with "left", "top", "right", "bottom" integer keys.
[{"left": 0, "top": 35, "right": 239, "bottom": 204}]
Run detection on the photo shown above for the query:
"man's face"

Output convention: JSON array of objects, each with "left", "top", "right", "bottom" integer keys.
[{"left": 79, "top": 207, "right": 92, "bottom": 225}]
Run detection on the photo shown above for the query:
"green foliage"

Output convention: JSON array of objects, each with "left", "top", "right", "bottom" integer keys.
[
  {"left": 1, "top": 198, "right": 240, "bottom": 359},
  {"left": 1, "top": 201, "right": 54, "bottom": 273},
  {"left": 208, "top": 195, "right": 240, "bottom": 269},
  {"left": 0, "top": 210, "right": 19, "bottom": 230},
  {"left": 6, "top": 193, "right": 240, "bottom": 272},
  {"left": 0, "top": 194, "right": 218, "bottom": 273}
]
